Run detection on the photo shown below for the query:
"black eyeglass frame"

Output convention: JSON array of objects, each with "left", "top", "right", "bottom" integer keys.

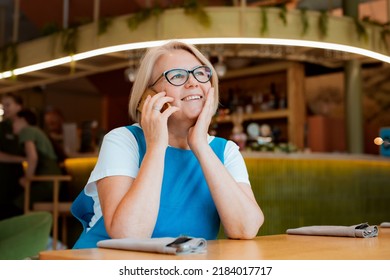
[{"left": 149, "top": 65, "right": 212, "bottom": 87}]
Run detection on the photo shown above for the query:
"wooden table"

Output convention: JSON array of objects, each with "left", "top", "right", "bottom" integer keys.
[{"left": 39, "top": 228, "right": 390, "bottom": 260}]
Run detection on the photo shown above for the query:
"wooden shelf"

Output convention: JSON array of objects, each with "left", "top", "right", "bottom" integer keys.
[
  {"left": 216, "top": 109, "right": 289, "bottom": 123},
  {"left": 216, "top": 61, "right": 305, "bottom": 149}
]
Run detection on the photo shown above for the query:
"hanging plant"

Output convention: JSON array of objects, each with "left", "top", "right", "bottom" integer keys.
[
  {"left": 300, "top": 8, "right": 309, "bottom": 36},
  {"left": 360, "top": 17, "right": 389, "bottom": 52},
  {"left": 127, "top": 1, "right": 210, "bottom": 32},
  {"left": 354, "top": 19, "right": 368, "bottom": 42},
  {"left": 127, "top": 8, "right": 160, "bottom": 31},
  {"left": 61, "top": 27, "right": 78, "bottom": 74},
  {"left": 361, "top": 16, "right": 383, "bottom": 27},
  {"left": 183, "top": 0, "right": 211, "bottom": 28},
  {"left": 380, "top": 28, "right": 390, "bottom": 52},
  {"left": 98, "top": 17, "right": 113, "bottom": 36},
  {"left": 0, "top": 43, "right": 18, "bottom": 72},
  {"left": 61, "top": 27, "right": 79, "bottom": 55},
  {"left": 260, "top": 8, "right": 268, "bottom": 36},
  {"left": 318, "top": 10, "right": 328, "bottom": 39},
  {"left": 41, "top": 22, "right": 61, "bottom": 36},
  {"left": 278, "top": 5, "right": 287, "bottom": 26}
]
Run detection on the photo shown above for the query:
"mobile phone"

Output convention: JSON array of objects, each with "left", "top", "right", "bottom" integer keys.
[
  {"left": 166, "top": 236, "right": 193, "bottom": 253},
  {"left": 137, "top": 88, "right": 170, "bottom": 113}
]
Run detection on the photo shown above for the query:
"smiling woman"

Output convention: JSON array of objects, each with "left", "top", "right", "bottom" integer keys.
[
  {"left": 70, "top": 40, "right": 264, "bottom": 249},
  {"left": 128, "top": 42, "right": 220, "bottom": 124}
]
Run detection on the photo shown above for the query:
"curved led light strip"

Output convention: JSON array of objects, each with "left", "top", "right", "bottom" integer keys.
[{"left": 1, "top": 37, "right": 389, "bottom": 79}]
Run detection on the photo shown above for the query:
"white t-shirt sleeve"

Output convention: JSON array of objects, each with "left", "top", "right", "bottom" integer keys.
[
  {"left": 223, "top": 140, "right": 251, "bottom": 185},
  {"left": 84, "top": 126, "right": 141, "bottom": 228},
  {"left": 85, "top": 126, "right": 140, "bottom": 196}
]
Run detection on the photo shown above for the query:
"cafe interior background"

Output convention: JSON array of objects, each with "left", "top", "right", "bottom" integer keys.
[{"left": 0, "top": 0, "right": 390, "bottom": 255}]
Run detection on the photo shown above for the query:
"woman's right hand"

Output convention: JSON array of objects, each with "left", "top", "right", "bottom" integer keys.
[
  {"left": 140, "top": 91, "right": 179, "bottom": 149},
  {"left": 100, "top": 92, "right": 180, "bottom": 238}
]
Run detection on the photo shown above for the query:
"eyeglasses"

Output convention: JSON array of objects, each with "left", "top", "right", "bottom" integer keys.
[{"left": 150, "top": 65, "right": 212, "bottom": 87}]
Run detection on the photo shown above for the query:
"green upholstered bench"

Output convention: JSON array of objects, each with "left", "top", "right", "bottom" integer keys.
[
  {"left": 0, "top": 212, "right": 52, "bottom": 259},
  {"left": 244, "top": 153, "right": 390, "bottom": 236}
]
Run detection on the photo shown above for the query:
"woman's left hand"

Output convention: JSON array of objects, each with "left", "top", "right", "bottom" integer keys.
[{"left": 188, "top": 87, "right": 215, "bottom": 152}]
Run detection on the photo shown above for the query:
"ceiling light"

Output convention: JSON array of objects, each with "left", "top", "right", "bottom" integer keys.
[
  {"left": 1, "top": 37, "right": 390, "bottom": 79},
  {"left": 215, "top": 62, "right": 227, "bottom": 77},
  {"left": 214, "top": 55, "right": 227, "bottom": 77},
  {"left": 124, "top": 67, "right": 138, "bottom": 82}
]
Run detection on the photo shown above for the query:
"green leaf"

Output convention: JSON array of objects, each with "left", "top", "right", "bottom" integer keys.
[
  {"left": 126, "top": 1, "right": 211, "bottom": 32},
  {"left": 380, "top": 28, "right": 390, "bottom": 52},
  {"left": 127, "top": 9, "right": 153, "bottom": 31},
  {"left": 354, "top": 19, "right": 368, "bottom": 42},
  {"left": 0, "top": 43, "right": 18, "bottom": 72},
  {"left": 278, "top": 5, "right": 287, "bottom": 26},
  {"left": 260, "top": 8, "right": 268, "bottom": 36},
  {"left": 300, "top": 8, "right": 309, "bottom": 36},
  {"left": 318, "top": 11, "right": 328, "bottom": 38},
  {"left": 61, "top": 27, "right": 78, "bottom": 55},
  {"left": 41, "top": 22, "right": 60, "bottom": 36},
  {"left": 183, "top": 1, "right": 211, "bottom": 28},
  {"left": 98, "top": 17, "right": 113, "bottom": 36}
]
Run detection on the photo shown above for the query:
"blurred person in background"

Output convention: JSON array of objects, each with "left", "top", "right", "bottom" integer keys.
[
  {"left": 12, "top": 109, "right": 63, "bottom": 205},
  {"left": 0, "top": 93, "right": 24, "bottom": 220},
  {"left": 43, "top": 107, "right": 68, "bottom": 165}
]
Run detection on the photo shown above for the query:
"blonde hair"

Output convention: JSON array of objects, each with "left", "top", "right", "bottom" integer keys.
[{"left": 129, "top": 41, "right": 219, "bottom": 123}]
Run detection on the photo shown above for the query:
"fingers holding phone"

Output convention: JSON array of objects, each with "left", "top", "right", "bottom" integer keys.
[
  {"left": 137, "top": 89, "right": 171, "bottom": 113},
  {"left": 139, "top": 90, "right": 178, "bottom": 148}
]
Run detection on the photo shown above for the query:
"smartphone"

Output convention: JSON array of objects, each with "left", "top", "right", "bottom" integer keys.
[
  {"left": 137, "top": 88, "right": 170, "bottom": 113},
  {"left": 166, "top": 236, "right": 193, "bottom": 253}
]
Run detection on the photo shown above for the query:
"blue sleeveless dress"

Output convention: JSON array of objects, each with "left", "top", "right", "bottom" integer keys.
[{"left": 71, "top": 125, "right": 227, "bottom": 249}]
